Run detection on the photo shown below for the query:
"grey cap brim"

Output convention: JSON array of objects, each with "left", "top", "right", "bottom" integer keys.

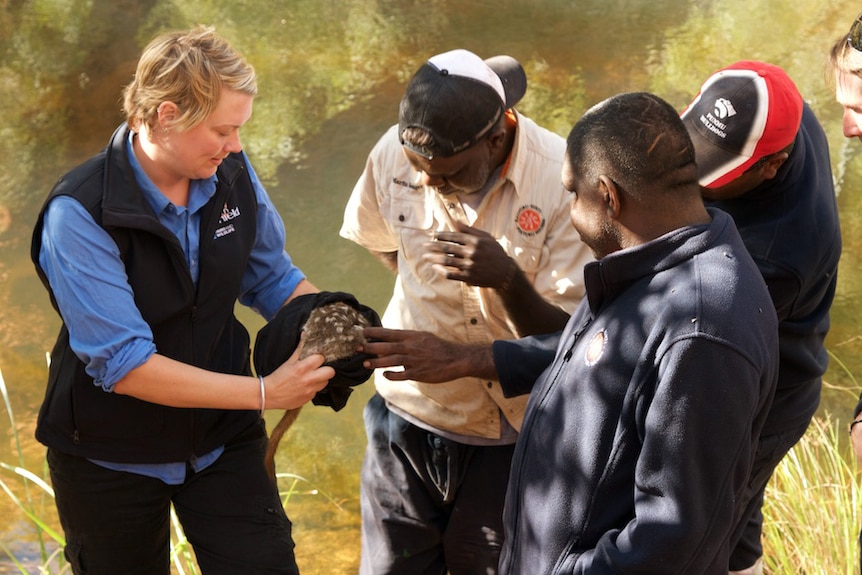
[{"left": 485, "top": 55, "right": 527, "bottom": 109}]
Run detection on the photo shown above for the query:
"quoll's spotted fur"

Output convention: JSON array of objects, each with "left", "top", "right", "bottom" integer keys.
[
  {"left": 265, "top": 302, "right": 370, "bottom": 479},
  {"left": 299, "top": 302, "right": 370, "bottom": 362}
]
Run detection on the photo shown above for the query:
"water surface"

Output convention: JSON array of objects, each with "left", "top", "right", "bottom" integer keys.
[{"left": 1, "top": 0, "right": 860, "bottom": 572}]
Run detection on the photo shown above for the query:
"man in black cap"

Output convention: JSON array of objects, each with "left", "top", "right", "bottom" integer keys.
[{"left": 340, "top": 49, "right": 591, "bottom": 574}]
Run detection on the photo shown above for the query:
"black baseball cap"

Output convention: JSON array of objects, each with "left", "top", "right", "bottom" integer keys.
[{"left": 398, "top": 49, "right": 527, "bottom": 159}]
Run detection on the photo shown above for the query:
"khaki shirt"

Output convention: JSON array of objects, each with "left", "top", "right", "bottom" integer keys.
[{"left": 340, "top": 112, "right": 591, "bottom": 438}]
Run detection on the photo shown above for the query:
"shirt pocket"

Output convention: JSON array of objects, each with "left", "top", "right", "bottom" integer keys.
[
  {"left": 507, "top": 242, "right": 546, "bottom": 280},
  {"left": 384, "top": 187, "right": 437, "bottom": 264}
]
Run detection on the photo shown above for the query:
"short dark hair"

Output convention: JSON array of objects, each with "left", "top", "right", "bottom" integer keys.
[
  {"left": 744, "top": 141, "right": 795, "bottom": 174},
  {"left": 566, "top": 92, "right": 698, "bottom": 200},
  {"left": 400, "top": 114, "right": 503, "bottom": 156}
]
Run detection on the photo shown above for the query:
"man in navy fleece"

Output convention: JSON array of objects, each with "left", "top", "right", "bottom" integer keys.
[{"left": 499, "top": 91, "right": 778, "bottom": 573}]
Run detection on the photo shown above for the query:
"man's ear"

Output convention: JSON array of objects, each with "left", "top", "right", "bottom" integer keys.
[
  {"left": 598, "top": 175, "right": 621, "bottom": 219},
  {"left": 485, "top": 125, "right": 508, "bottom": 152},
  {"left": 759, "top": 152, "right": 789, "bottom": 180}
]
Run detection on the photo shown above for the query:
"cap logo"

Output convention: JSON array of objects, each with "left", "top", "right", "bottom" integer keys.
[
  {"left": 699, "top": 100, "right": 736, "bottom": 141},
  {"left": 515, "top": 205, "right": 545, "bottom": 236},
  {"left": 713, "top": 97, "right": 737, "bottom": 120}
]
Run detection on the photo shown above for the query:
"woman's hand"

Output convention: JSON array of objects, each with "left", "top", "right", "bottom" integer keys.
[{"left": 264, "top": 344, "right": 334, "bottom": 410}]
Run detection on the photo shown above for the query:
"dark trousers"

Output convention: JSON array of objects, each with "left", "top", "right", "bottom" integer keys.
[
  {"left": 47, "top": 420, "right": 299, "bottom": 575},
  {"left": 359, "top": 393, "right": 516, "bottom": 575},
  {"left": 728, "top": 420, "right": 811, "bottom": 571}
]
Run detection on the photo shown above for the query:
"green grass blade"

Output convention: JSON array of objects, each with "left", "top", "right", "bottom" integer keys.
[
  {"left": 0, "top": 477, "right": 65, "bottom": 544},
  {"left": 761, "top": 415, "right": 860, "bottom": 574},
  {"left": 0, "top": 539, "right": 29, "bottom": 574},
  {"left": 0, "top": 463, "right": 55, "bottom": 498},
  {"left": 275, "top": 471, "right": 345, "bottom": 510}
]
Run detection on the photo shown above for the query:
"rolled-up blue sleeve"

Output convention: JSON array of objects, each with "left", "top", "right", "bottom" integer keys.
[{"left": 39, "top": 196, "right": 156, "bottom": 391}]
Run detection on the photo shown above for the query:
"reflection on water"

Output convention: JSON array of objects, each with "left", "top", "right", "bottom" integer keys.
[{"left": 2, "top": 0, "right": 861, "bottom": 572}]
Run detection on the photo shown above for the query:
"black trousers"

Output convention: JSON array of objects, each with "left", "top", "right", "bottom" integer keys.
[
  {"left": 48, "top": 420, "right": 299, "bottom": 575},
  {"left": 359, "top": 393, "right": 516, "bottom": 575}
]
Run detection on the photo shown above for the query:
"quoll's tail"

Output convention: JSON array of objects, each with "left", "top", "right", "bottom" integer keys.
[
  {"left": 264, "top": 406, "right": 303, "bottom": 481},
  {"left": 260, "top": 299, "right": 374, "bottom": 481}
]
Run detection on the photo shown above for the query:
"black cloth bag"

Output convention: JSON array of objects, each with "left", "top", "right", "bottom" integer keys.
[{"left": 253, "top": 291, "right": 381, "bottom": 411}]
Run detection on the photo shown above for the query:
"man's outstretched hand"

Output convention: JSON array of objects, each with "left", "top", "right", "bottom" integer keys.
[{"left": 360, "top": 327, "right": 497, "bottom": 383}]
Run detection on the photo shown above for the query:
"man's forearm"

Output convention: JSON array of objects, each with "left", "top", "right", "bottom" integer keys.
[
  {"left": 498, "top": 262, "right": 570, "bottom": 336},
  {"left": 450, "top": 343, "right": 497, "bottom": 381}
]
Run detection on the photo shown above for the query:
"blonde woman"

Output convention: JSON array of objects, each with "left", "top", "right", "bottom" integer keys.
[
  {"left": 31, "top": 26, "right": 333, "bottom": 574},
  {"left": 830, "top": 13, "right": 862, "bottom": 141},
  {"left": 830, "top": 13, "right": 862, "bottom": 575}
]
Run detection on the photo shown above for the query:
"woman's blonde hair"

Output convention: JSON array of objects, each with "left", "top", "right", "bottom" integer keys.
[
  {"left": 828, "top": 36, "right": 859, "bottom": 77},
  {"left": 122, "top": 25, "right": 257, "bottom": 133}
]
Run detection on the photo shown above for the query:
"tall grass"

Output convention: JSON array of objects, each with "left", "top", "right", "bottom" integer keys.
[
  {"left": 0, "top": 365, "right": 349, "bottom": 574},
  {"left": 0, "top": 366, "right": 68, "bottom": 574},
  {"left": 4, "top": 364, "right": 862, "bottom": 573},
  {"left": 762, "top": 415, "right": 861, "bottom": 575}
]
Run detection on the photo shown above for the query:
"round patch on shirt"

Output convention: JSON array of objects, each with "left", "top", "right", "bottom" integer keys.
[
  {"left": 584, "top": 329, "right": 606, "bottom": 366},
  {"left": 515, "top": 204, "right": 545, "bottom": 236}
]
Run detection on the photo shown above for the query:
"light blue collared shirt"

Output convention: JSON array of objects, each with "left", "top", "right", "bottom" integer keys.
[{"left": 38, "top": 132, "right": 305, "bottom": 483}]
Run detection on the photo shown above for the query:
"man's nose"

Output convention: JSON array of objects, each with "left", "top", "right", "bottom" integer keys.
[{"left": 419, "top": 171, "right": 445, "bottom": 188}]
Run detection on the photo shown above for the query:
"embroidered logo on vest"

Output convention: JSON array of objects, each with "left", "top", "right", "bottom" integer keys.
[
  {"left": 515, "top": 204, "right": 544, "bottom": 236},
  {"left": 215, "top": 202, "right": 240, "bottom": 239}
]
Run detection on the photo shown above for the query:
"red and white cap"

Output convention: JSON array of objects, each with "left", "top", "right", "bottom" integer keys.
[{"left": 680, "top": 61, "right": 803, "bottom": 188}]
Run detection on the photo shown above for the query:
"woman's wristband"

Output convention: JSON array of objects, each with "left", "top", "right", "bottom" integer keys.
[
  {"left": 849, "top": 417, "right": 862, "bottom": 435},
  {"left": 258, "top": 375, "right": 266, "bottom": 416}
]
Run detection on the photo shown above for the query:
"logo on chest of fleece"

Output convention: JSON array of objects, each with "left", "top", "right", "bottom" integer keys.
[
  {"left": 515, "top": 204, "right": 545, "bottom": 237},
  {"left": 584, "top": 329, "right": 607, "bottom": 366},
  {"left": 214, "top": 202, "right": 240, "bottom": 239}
]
